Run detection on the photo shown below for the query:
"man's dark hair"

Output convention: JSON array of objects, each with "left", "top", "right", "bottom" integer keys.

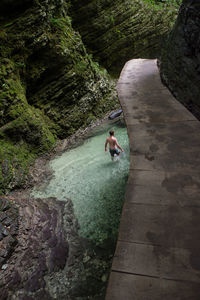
[{"left": 109, "top": 130, "right": 114, "bottom": 136}]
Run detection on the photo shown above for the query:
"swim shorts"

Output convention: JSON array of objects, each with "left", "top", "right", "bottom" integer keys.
[{"left": 109, "top": 148, "right": 120, "bottom": 157}]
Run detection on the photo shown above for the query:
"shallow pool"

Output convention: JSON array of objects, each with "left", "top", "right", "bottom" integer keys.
[{"left": 32, "top": 120, "right": 129, "bottom": 247}]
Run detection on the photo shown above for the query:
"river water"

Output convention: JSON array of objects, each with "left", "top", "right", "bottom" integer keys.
[{"left": 32, "top": 119, "right": 129, "bottom": 298}]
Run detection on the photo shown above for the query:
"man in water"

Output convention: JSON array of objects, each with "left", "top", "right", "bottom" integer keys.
[{"left": 105, "top": 130, "right": 124, "bottom": 160}]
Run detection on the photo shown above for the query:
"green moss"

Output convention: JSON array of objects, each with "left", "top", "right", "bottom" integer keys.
[
  {"left": 4, "top": 22, "right": 14, "bottom": 28},
  {"left": 0, "top": 29, "right": 7, "bottom": 40},
  {"left": 50, "top": 16, "right": 72, "bottom": 30},
  {"left": 0, "top": 138, "right": 36, "bottom": 194},
  {"left": 0, "top": 1, "right": 118, "bottom": 194},
  {"left": 143, "top": 0, "right": 181, "bottom": 9},
  {"left": 71, "top": 0, "right": 178, "bottom": 76},
  {"left": 0, "top": 108, "right": 56, "bottom": 193},
  {"left": 0, "top": 57, "right": 56, "bottom": 193}
]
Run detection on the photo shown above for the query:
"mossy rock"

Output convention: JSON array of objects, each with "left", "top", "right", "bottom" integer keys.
[
  {"left": 0, "top": 0, "right": 117, "bottom": 193},
  {"left": 70, "top": 0, "right": 179, "bottom": 76},
  {"left": 0, "top": 57, "right": 56, "bottom": 193}
]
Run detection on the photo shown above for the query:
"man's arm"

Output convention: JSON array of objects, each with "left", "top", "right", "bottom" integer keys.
[
  {"left": 105, "top": 138, "right": 108, "bottom": 152},
  {"left": 116, "top": 140, "right": 124, "bottom": 152}
]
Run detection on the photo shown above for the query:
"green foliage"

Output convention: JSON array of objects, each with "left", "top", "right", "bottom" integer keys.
[
  {"left": 88, "top": 54, "right": 108, "bottom": 77},
  {"left": 14, "top": 61, "right": 26, "bottom": 68},
  {"left": 0, "top": 108, "right": 56, "bottom": 194},
  {"left": 143, "top": 0, "right": 182, "bottom": 8},
  {"left": 0, "top": 139, "right": 36, "bottom": 194},
  {"left": 115, "top": 29, "right": 126, "bottom": 39},
  {"left": 110, "top": 15, "right": 115, "bottom": 25},
  {"left": 74, "top": 53, "right": 108, "bottom": 79},
  {"left": 4, "top": 22, "right": 13, "bottom": 28},
  {"left": 0, "top": 1, "right": 117, "bottom": 194},
  {"left": 50, "top": 16, "right": 72, "bottom": 30},
  {"left": 50, "top": 17, "right": 66, "bottom": 30},
  {"left": 74, "top": 59, "right": 88, "bottom": 75},
  {"left": 0, "top": 58, "right": 56, "bottom": 193},
  {"left": 0, "top": 29, "right": 7, "bottom": 40}
]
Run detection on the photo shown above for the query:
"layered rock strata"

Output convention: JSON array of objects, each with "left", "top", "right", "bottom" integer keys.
[
  {"left": 160, "top": 0, "right": 200, "bottom": 118},
  {"left": 0, "top": 0, "right": 117, "bottom": 193},
  {"left": 0, "top": 196, "right": 81, "bottom": 300},
  {"left": 70, "top": 0, "right": 178, "bottom": 75},
  {"left": 0, "top": 198, "right": 18, "bottom": 269}
]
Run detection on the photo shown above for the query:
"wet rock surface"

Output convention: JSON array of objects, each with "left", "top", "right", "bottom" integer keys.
[
  {"left": 0, "top": 198, "right": 18, "bottom": 268},
  {"left": 0, "top": 196, "right": 81, "bottom": 300},
  {"left": 160, "top": 0, "right": 200, "bottom": 119},
  {"left": 71, "top": 0, "right": 178, "bottom": 75}
]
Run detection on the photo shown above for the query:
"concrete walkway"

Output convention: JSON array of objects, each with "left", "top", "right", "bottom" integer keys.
[{"left": 106, "top": 59, "right": 200, "bottom": 299}]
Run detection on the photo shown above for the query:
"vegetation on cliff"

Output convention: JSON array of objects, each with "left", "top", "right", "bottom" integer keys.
[
  {"left": 0, "top": 0, "right": 179, "bottom": 193},
  {"left": 70, "top": 0, "right": 179, "bottom": 75},
  {"left": 144, "top": 0, "right": 181, "bottom": 7},
  {"left": 0, "top": 0, "right": 116, "bottom": 194}
]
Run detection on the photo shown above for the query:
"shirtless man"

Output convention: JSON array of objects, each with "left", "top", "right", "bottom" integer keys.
[{"left": 105, "top": 130, "right": 124, "bottom": 160}]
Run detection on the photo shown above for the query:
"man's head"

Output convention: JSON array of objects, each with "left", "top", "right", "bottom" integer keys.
[{"left": 109, "top": 130, "right": 114, "bottom": 136}]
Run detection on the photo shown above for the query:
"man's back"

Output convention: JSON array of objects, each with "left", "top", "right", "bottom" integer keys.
[{"left": 106, "top": 136, "right": 117, "bottom": 149}]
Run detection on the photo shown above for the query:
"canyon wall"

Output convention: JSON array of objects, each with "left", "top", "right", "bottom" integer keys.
[
  {"left": 71, "top": 0, "right": 178, "bottom": 75},
  {"left": 160, "top": 0, "right": 200, "bottom": 118},
  {"left": 0, "top": 0, "right": 177, "bottom": 193},
  {"left": 0, "top": 0, "right": 116, "bottom": 193}
]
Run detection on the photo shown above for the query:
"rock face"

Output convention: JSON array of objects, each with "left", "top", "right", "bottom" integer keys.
[
  {"left": 0, "top": 196, "right": 81, "bottom": 300},
  {"left": 70, "top": 0, "right": 178, "bottom": 75},
  {"left": 0, "top": 0, "right": 179, "bottom": 193},
  {"left": 160, "top": 0, "right": 200, "bottom": 118},
  {"left": 0, "top": 198, "right": 18, "bottom": 269},
  {"left": 0, "top": 0, "right": 117, "bottom": 193}
]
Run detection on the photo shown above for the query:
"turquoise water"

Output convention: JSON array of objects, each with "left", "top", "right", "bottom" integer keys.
[{"left": 32, "top": 120, "right": 129, "bottom": 246}]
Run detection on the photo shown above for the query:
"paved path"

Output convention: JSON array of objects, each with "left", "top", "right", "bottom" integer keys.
[{"left": 106, "top": 59, "right": 200, "bottom": 299}]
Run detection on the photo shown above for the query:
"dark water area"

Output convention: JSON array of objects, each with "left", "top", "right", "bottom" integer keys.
[{"left": 32, "top": 119, "right": 130, "bottom": 299}]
